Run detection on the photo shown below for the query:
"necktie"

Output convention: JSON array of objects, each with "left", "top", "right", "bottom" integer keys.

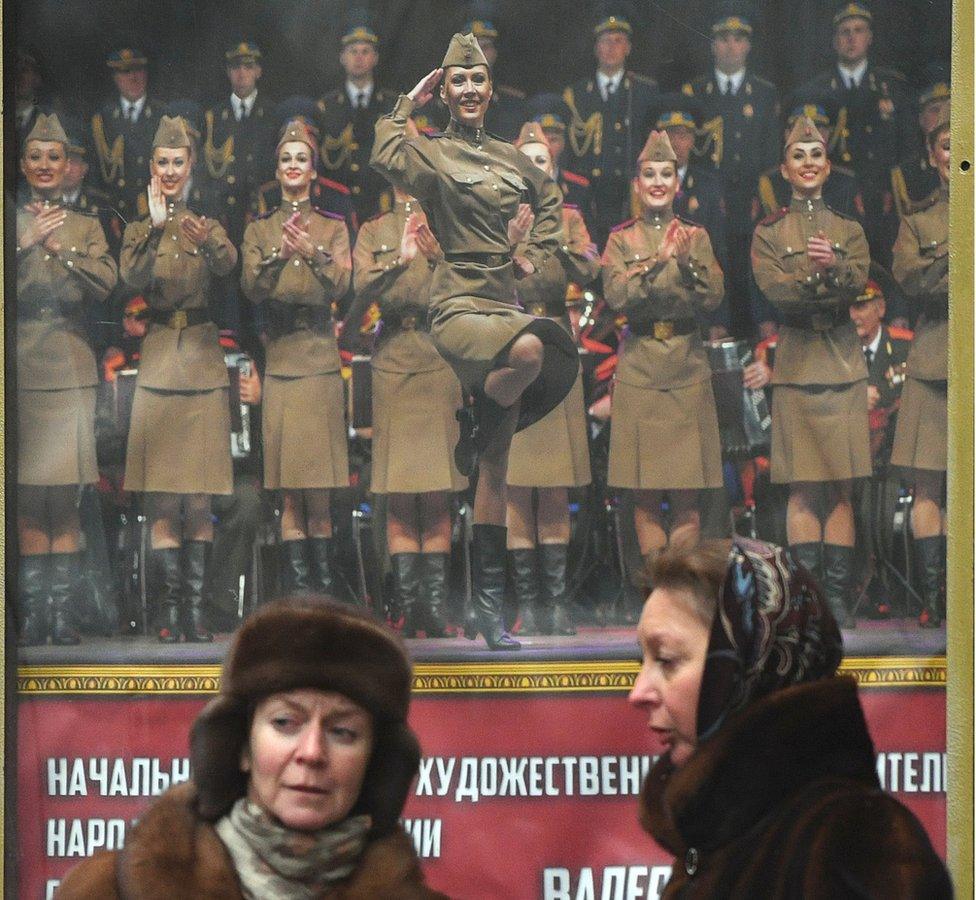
[
  {"left": 235, "top": 99, "right": 243, "bottom": 121},
  {"left": 864, "top": 346, "right": 873, "bottom": 367},
  {"left": 357, "top": 91, "right": 367, "bottom": 109},
  {"left": 605, "top": 82, "right": 616, "bottom": 103}
]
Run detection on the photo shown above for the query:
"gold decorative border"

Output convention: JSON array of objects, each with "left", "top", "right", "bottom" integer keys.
[{"left": 18, "top": 656, "right": 945, "bottom": 696}]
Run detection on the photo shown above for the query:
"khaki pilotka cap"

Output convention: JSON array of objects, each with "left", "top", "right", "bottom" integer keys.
[
  {"left": 152, "top": 115, "right": 195, "bottom": 150},
  {"left": 277, "top": 117, "right": 317, "bottom": 153},
  {"left": 441, "top": 32, "right": 489, "bottom": 69},
  {"left": 637, "top": 129, "right": 677, "bottom": 163},
  {"left": 25, "top": 112, "right": 69, "bottom": 146},
  {"left": 784, "top": 114, "right": 826, "bottom": 149},
  {"left": 514, "top": 122, "right": 549, "bottom": 148}
]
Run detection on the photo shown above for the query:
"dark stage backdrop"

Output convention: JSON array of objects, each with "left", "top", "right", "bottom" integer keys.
[{"left": 12, "top": 0, "right": 951, "bottom": 123}]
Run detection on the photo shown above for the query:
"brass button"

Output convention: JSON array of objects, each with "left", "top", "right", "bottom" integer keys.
[
  {"left": 227, "top": 175, "right": 236, "bottom": 184},
  {"left": 66, "top": 260, "right": 74, "bottom": 267},
  {"left": 228, "top": 197, "right": 236, "bottom": 205},
  {"left": 350, "top": 163, "right": 360, "bottom": 172},
  {"left": 294, "top": 259, "right": 301, "bottom": 266},
  {"left": 352, "top": 186, "right": 361, "bottom": 194},
  {"left": 484, "top": 165, "right": 490, "bottom": 171},
  {"left": 118, "top": 179, "right": 126, "bottom": 188},
  {"left": 614, "top": 122, "right": 622, "bottom": 131},
  {"left": 137, "top": 156, "right": 144, "bottom": 164}
]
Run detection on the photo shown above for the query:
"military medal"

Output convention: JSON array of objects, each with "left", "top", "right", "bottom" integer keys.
[
  {"left": 743, "top": 104, "right": 754, "bottom": 118},
  {"left": 878, "top": 97, "right": 894, "bottom": 120},
  {"left": 689, "top": 196, "right": 700, "bottom": 212}
]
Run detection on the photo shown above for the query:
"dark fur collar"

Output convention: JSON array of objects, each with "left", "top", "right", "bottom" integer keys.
[{"left": 641, "top": 677, "right": 878, "bottom": 855}]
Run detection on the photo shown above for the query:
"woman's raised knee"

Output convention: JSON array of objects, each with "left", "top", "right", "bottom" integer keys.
[{"left": 508, "top": 333, "right": 544, "bottom": 375}]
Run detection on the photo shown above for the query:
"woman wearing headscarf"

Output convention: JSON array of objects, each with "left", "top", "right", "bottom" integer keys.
[
  {"left": 370, "top": 33, "right": 578, "bottom": 650},
  {"left": 629, "top": 539, "right": 951, "bottom": 897},
  {"left": 57, "top": 599, "right": 448, "bottom": 898},
  {"left": 890, "top": 116, "right": 950, "bottom": 628},
  {"left": 16, "top": 112, "right": 118, "bottom": 646},
  {"left": 241, "top": 118, "right": 352, "bottom": 597},
  {"left": 751, "top": 115, "right": 871, "bottom": 629},
  {"left": 505, "top": 121, "right": 599, "bottom": 636}
]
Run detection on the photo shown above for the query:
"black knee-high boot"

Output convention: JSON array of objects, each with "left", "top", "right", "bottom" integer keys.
[
  {"left": 789, "top": 542, "right": 824, "bottom": 588},
  {"left": 421, "top": 552, "right": 451, "bottom": 638},
  {"left": 182, "top": 541, "right": 213, "bottom": 643},
  {"left": 154, "top": 547, "right": 182, "bottom": 644},
  {"left": 467, "top": 524, "right": 520, "bottom": 651},
  {"left": 509, "top": 548, "right": 542, "bottom": 635},
  {"left": 279, "top": 540, "right": 312, "bottom": 595},
  {"left": 18, "top": 554, "right": 50, "bottom": 647},
  {"left": 308, "top": 537, "right": 336, "bottom": 596},
  {"left": 392, "top": 552, "right": 423, "bottom": 637},
  {"left": 915, "top": 535, "right": 946, "bottom": 628},
  {"left": 540, "top": 543, "right": 576, "bottom": 636},
  {"left": 50, "top": 551, "right": 82, "bottom": 646},
  {"left": 822, "top": 544, "right": 856, "bottom": 630}
]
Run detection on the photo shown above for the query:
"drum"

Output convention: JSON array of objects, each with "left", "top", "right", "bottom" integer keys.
[
  {"left": 224, "top": 351, "right": 252, "bottom": 459},
  {"left": 348, "top": 354, "right": 372, "bottom": 430},
  {"left": 707, "top": 340, "right": 771, "bottom": 460}
]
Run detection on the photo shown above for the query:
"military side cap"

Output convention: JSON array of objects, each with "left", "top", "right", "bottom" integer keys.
[
  {"left": 656, "top": 109, "right": 697, "bottom": 130},
  {"left": 920, "top": 80, "right": 950, "bottom": 107},
  {"left": 832, "top": 2, "right": 872, "bottom": 26},
  {"left": 919, "top": 62, "right": 950, "bottom": 107},
  {"left": 343, "top": 24, "right": 378, "bottom": 45},
  {"left": 25, "top": 112, "right": 69, "bottom": 146},
  {"left": 107, "top": 48, "right": 147, "bottom": 70},
  {"left": 465, "top": 19, "right": 499, "bottom": 40},
  {"left": 226, "top": 41, "right": 262, "bottom": 64},
  {"left": 536, "top": 112, "right": 567, "bottom": 133},
  {"left": 784, "top": 115, "right": 825, "bottom": 148},
  {"left": 165, "top": 99, "right": 203, "bottom": 141},
  {"left": 637, "top": 130, "right": 677, "bottom": 163},
  {"left": 441, "top": 32, "right": 489, "bottom": 68},
  {"left": 594, "top": 15, "right": 632, "bottom": 36},
  {"left": 711, "top": 14, "right": 752, "bottom": 35},
  {"left": 277, "top": 117, "right": 318, "bottom": 152},
  {"left": 515, "top": 121, "right": 549, "bottom": 148},
  {"left": 152, "top": 115, "right": 195, "bottom": 149},
  {"left": 60, "top": 114, "right": 89, "bottom": 157}
]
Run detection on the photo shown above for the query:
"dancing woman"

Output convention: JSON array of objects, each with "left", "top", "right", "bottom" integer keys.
[{"left": 370, "top": 33, "right": 578, "bottom": 649}]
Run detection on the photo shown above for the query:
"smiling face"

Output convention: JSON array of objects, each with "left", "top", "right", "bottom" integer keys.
[
  {"left": 21, "top": 140, "right": 68, "bottom": 197},
  {"left": 711, "top": 31, "right": 751, "bottom": 73},
  {"left": 928, "top": 126, "right": 950, "bottom": 184},
  {"left": 833, "top": 16, "right": 872, "bottom": 66},
  {"left": 781, "top": 140, "right": 831, "bottom": 197},
  {"left": 243, "top": 689, "right": 374, "bottom": 831},
  {"left": 635, "top": 159, "right": 678, "bottom": 211},
  {"left": 228, "top": 60, "right": 261, "bottom": 98},
  {"left": 440, "top": 65, "right": 492, "bottom": 128},
  {"left": 518, "top": 140, "right": 554, "bottom": 178},
  {"left": 151, "top": 146, "right": 192, "bottom": 198},
  {"left": 276, "top": 140, "right": 315, "bottom": 197},
  {"left": 629, "top": 587, "right": 711, "bottom": 767}
]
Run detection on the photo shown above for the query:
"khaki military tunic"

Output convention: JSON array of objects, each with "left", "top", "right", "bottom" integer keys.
[
  {"left": 352, "top": 199, "right": 466, "bottom": 495},
  {"left": 890, "top": 185, "right": 948, "bottom": 472},
  {"left": 241, "top": 197, "right": 352, "bottom": 490},
  {"left": 752, "top": 196, "right": 871, "bottom": 483},
  {"left": 602, "top": 210, "right": 725, "bottom": 490},
  {"left": 16, "top": 201, "right": 117, "bottom": 485},
  {"left": 508, "top": 206, "right": 598, "bottom": 488},
  {"left": 120, "top": 202, "right": 237, "bottom": 495},
  {"left": 371, "top": 95, "right": 578, "bottom": 430}
]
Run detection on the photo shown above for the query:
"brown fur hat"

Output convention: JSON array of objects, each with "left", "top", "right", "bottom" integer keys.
[{"left": 190, "top": 599, "right": 420, "bottom": 834}]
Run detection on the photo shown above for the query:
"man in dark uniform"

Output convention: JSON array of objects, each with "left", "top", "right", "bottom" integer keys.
[
  {"left": 314, "top": 21, "right": 396, "bottom": 221},
  {"left": 203, "top": 42, "right": 276, "bottom": 249},
  {"left": 60, "top": 116, "right": 120, "bottom": 253},
  {"left": 562, "top": 13, "right": 658, "bottom": 247},
  {"left": 890, "top": 63, "right": 949, "bottom": 217},
  {"left": 466, "top": 17, "right": 527, "bottom": 141},
  {"left": 90, "top": 48, "right": 163, "bottom": 222},
  {"left": 797, "top": 2, "right": 915, "bottom": 266},
  {"left": 681, "top": 7, "right": 779, "bottom": 337}
]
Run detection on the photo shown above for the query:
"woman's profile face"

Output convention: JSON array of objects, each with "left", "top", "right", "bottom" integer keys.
[
  {"left": 243, "top": 688, "right": 374, "bottom": 831},
  {"left": 781, "top": 140, "right": 830, "bottom": 197},
  {"left": 150, "top": 146, "right": 192, "bottom": 198},
  {"left": 440, "top": 65, "right": 492, "bottom": 128},
  {"left": 276, "top": 140, "right": 315, "bottom": 193},
  {"left": 928, "top": 129, "right": 950, "bottom": 184},
  {"left": 628, "top": 586, "right": 711, "bottom": 767},
  {"left": 634, "top": 160, "right": 678, "bottom": 211},
  {"left": 21, "top": 140, "right": 67, "bottom": 194},
  {"left": 518, "top": 140, "right": 554, "bottom": 177}
]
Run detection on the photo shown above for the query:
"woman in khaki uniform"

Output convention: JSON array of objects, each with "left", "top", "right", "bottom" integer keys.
[
  {"left": 506, "top": 122, "right": 599, "bottom": 636},
  {"left": 370, "top": 33, "right": 578, "bottom": 650},
  {"left": 121, "top": 115, "right": 237, "bottom": 643},
  {"left": 346, "top": 174, "right": 466, "bottom": 637},
  {"left": 751, "top": 116, "right": 870, "bottom": 628},
  {"left": 890, "top": 118, "right": 949, "bottom": 627},
  {"left": 16, "top": 114, "right": 118, "bottom": 646},
  {"left": 602, "top": 131, "right": 724, "bottom": 579},
  {"left": 241, "top": 119, "right": 352, "bottom": 597}
]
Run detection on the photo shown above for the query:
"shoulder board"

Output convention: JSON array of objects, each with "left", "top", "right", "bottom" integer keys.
[
  {"left": 563, "top": 202, "right": 580, "bottom": 211},
  {"left": 824, "top": 203, "right": 857, "bottom": 221},
  {"left": 831, "top": 164, "right": 855, "bottom": 178},
  {"left": 254, "top": 208, "right": 276, "bottom": 220},
  {"left": 681, "top": 82, "right": 695, "bottom": 97},
  {"left": 873, "top": 65, "right": 907, "bottom": 82},
  {"left": 759, "top": 208, "right": 788, "bottom": 226},
  {"left": 675, "top": 214, "right": 699, "bottom": 227},
  {"left": 362, "top": 209, "right": 391, "bottom": 225},
  {"left": 376, "top": 87, "right": 396, "bottom": 101},
  {"left": 72, "top": 206, "right": 100, "bottom": 218},
  {"left": 749, "top": 73, "right": 776, "bottom": 89},
  {"left": 486, "top": 130, "right": 511, "bottom": 144},
  {"left": 609, "top": 218, "right": 637, "bottom": 233},
  {"left": 317, "top": 176, "right": 351, "bottom": 195},
  {"left": 497, "top": 84, "right": 526, "bottom": 99},
  {"left": 627, "top": 71, "right": 657, "bottom": 87},
  {"left": 888, "top": 325, "right": 914, "bottom": 341},
  {"left": 313, "top": 208, "right": 345, "bottom": 221},
  {"left": 562, "top": 169, "right": 590, "bottom": 187},
  {"left": 908, "top": 190, "right": 941, "bottom": 214}
]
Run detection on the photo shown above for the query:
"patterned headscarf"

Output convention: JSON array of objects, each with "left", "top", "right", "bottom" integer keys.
[{"left": 696, "top": 537, "right": 843, "bottom": 743}]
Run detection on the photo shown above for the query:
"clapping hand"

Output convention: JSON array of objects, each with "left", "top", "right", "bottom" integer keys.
[
  {"left": 21, "top": 203, "right": 67, "bottom": 252},
  {"left": 180, "top": 212, "right": 210, "bottom": 247},
  {"left": 400, "top": 213, "right": 421, "bottom": 262},
  {"left": 807, "top": 229, "right": 836, "bottom": 272},
  {"left": 414, "top": 220, "right": 443, "bottom": 262},
  {"left": 507, "top": 203, "right": 534, "bottom": 247}
]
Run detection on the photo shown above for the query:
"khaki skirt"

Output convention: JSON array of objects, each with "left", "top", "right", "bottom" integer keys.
[
  {"left": 371, "top": 364, "right": 467, "bottom": 494},
  {"left": 770, "top": 381, "right": 871, "bottom": 483},
  {"left": 124, "top": 386, "right": 233, "bottom": 495},
  {"left": 889, "top": 376, "right": 947, "bottom": 473},
  {"left": 429, "top": 258, "right": 579, "bottom": 432},
  {"left": 608, "top": 378, "right": 723, "bottom": 490},
  {"left": 508, "top": 373, "right": 591, "bottom": 488},
  {"left": 263, "top": 373, "right": 349, "bottom": 490},
  {"left": 18, "top": 387, "right": 97, "bottom": 486}
]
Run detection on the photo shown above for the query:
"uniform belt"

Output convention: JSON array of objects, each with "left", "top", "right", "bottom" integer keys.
[
  {"left": 444, "top": 252, "right": 511, "bottom": 267},
  {"left": 267, "top": 303, "right": 332, "bottom": 337},
  {"left": 385, "top": 312, "right": 427, "bottom": 332},
  {"left": 628, "top": 318, "right": 696, "bottom": 339},
  {"left": 781, "top": 309, "right": 848, "bottom": 332},
  {"left": 149, "top": 308, "right": 211, "bottom": 330}
]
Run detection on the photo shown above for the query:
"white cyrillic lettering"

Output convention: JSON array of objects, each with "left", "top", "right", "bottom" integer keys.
[
  {"left": 574, "top": 868, "right": 595, "bottom": 900},
  {"left": 562, "top": 757, "right": 578, "bottom": 795},
  {"left": 903, "top": 753, "right": 919, "bottom": 792},
  {"left": 416, "top": 757, "right": 435, "bottom": 796},
  {"left": 108, "top": 759, "right": 129, "bottom": 797},
  {"left": 500, "top": 757, "right": 527, "bottom": 796},
  {"left": 455, "top": 757, "right": 480, "bottom": 802},
  {"left": 68, "top": 759, "right": 87, "bottom": 796},
  {"left": 47, "top": 759, "right": 68, "bottom": 796},
  {"left": 619, "top": 756, "right": 641, "bottom": 795},
  {"left": 46, "top": 819, "right": 66, "bottom": 857},
  {"left": 625, "top": 865, "right": 647, "bottom": 899},
  {"left": 130, "top": 758, "right": 151, "bottom": 796},
  {"left": 479, "top": 757, "right": 498, "bottom": 797},
  {"left": 600, "top": 756, "right": 618, "bottom": 796},
  {"left": 647, "top": 866, "right": 672, "bottom": 900},
  {"left": 436, "top": 757, "right": 455, "bottom": 796},
  {"left": 580, "top": 757, "right": 599, "bottom": 796},
  {"left": 543, "top": 868, "right": 572, "bottom": 900},
  {"left": 546, "top": 757, "right": 561, "bottom": 796},
  {"left": 528, "top": 757, "right": 544, "bottom": 796},
  {"left": 150, "top": 759, "right": 171, "bottom": 795},
  {"left": 171, "top": 758, "right": 190, "bottom": 786},
  {"left": 601, "top": 866, "right": 626, "bottom": 900},
  {"left": 88, "top": 758, "right": 108, "bottom": 795},
  {"left": 86, "top": 819, "right": 106, "bottom": 855}
]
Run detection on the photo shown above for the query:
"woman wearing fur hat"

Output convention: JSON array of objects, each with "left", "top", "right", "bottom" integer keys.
[
  {"left": 15, "top": 112, "right": 118, "bottom": 646},
  {"left": 602, "top": 129, "right": 724, "bottom": 603},
  {"left": 371, "top": 33, "right": 578, "bottom": 650},
  {"left": 120, "top": 115, "right": 238, "bottom": 643},
  {"left": 57, "top": 600, "right": 448, "bottom": 899},
  {"left": 241, "top": 119, "right": 352, "bottom": 598},
  {"left": 751, "top": 115, "right": 870, "bottom": 630},
  {"left": 629, "top": 539, "right": 951, "bottom": 897},
  {"left": 505, "top": 121, "right": 600, "bottom": 637}
]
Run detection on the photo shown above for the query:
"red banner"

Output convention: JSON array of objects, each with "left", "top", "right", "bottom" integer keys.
[{"left": 17, "top": 683, "right": 945, "bottom": 900}]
